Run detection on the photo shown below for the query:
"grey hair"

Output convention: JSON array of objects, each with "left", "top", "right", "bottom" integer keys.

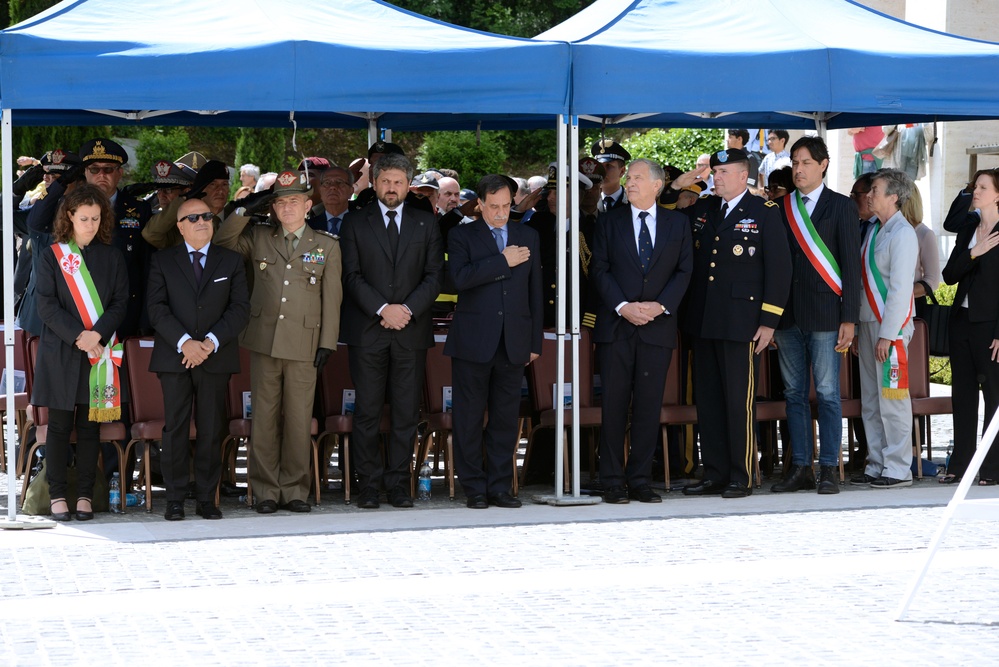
[
  {"left": 372, "top": 153, "right": 413, "bottom": 182},
  {"left": 872, "top": 168, "right": 915, "bottom": 210},
  {"left": 240, "top": 163, "right": 260, "bottom": 180},
  {"left": 629, "top": 158, "right": 666, "bottom": 195}
]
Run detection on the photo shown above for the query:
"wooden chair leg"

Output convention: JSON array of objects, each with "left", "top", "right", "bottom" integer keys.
[
  {"left": 311, "top": 438, "right": 321, "bottom": 505},
  {"left": 446, "top": 432, "right": 455, "bottom": 500},
  {"left": 343, "top": 434, "right": 351, "bottom": 504},
  {"left": 913, "top": 417, "right": 924, "bottom": 479},
  {"left": 661, "top": 426, "right": 671, "bottom": 491}
]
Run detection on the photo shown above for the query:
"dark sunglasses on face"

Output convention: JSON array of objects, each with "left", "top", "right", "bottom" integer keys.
[
  {"left": 179, "top": 212, "right": 214, "bottom": 223},
  {"left": 86, "top": 165, "right": 119, "bottom": 175}
]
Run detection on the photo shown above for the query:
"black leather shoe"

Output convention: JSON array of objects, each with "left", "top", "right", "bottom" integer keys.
[
  {"left": 817, "top": 465, "right": 841, "bottom": 495},
  {"left": 50, "top": 500, "right": 72, "bottom": 522},
  {"left": 770, "top": 464, "right": 816, "bottom": 493},
  {"left": 255, "top": 499, "right": 278, "bottom": 514},
  {"left": 488, "top": 492, "right": 522, "bottom": 508},
  {"left": 195, "top": 502, "right": 222, "bottom": 519},
  {"left": 628, "top": 485, "right": 662, "bottom": 503},
  {"left": 603, "top": 486, "right": 630, "bottom": 504},
  {"left": 164, "top": 501, "right": 185, "bottom": 521},
  {"left": 281, "top": 499, "right": 312, "bottom": 513},
  {"left": 721, "top": 482, "right": 752, "bottom": 498},
  {"left": 357, "top": 488, "right": 380, "bottom": 509},
  {"left": 74, "top": 499, "right": 95, "bottom": 522},
  {"left": 466, "top": 494, "right": 488, "bottom": 509},
  {"left": 389, "top": 487, "right": 414, "bottom": 508},
  {"left": 682, "top": 479, "right": 726, "bottom": 496}
]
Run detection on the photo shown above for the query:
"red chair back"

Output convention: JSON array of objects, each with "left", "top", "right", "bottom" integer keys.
[
  {"left": 227, "top": 346, "right": 253, "bottom": 420},
  {"left": 528, "top": 329, "right": 593, "bottom": 413},
  {"left": 317, "top": 345, "right": 354, "bottom": 417},
  {"left": 424, "top": 333, "right": 452, "bottom": 414},
  {"left": 26, "top": 336, "right": 47, "bottom": 428},
  {"left": 909, "top": 318, "right": 930, "bottom": 400},
  {"left": 124, "top": 337, "right": 163, "bottom": 424}
]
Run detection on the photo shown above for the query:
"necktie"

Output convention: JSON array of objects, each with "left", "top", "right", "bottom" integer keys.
[
  {"left": 720, "top": 202, "right": 729, "bottom": 218},
  {"left": 638, "top": 211, "right": 653, "bottom": 273},
  {"left": 329, "top": 215, "right": 341, "bottom": 235},
  {"left": 604, "top": 196, "right": 614, "bottom": 210},
  {"left": 191, "top": 250, "right": 204, "bottom": 285},
  {"left": 492, "top": 227, "right": 505, "bottom": 252},
  {"left": 801, "top": 195, "right": 810, "bottom": 206},
  {"left": 386, "top": 210, "right": 399, "bottom": 257},
  {"left": 285, "top": 232, "right": 297, "bottom": 257}
]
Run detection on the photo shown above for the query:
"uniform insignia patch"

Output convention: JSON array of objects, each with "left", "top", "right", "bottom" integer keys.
[
  {"left": 733, "top": 244, "right": 744, "bottom": 256},
  {"left": 748, "top": 246, "right": 756, "bottom": 256}
]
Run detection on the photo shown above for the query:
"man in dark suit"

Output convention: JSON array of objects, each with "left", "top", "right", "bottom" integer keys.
[
  {"left": 591, "top": 159, "right": 692, "bottom": 504},
  {"left": 445, "top": 175, "right": 543, "bottom": 509},
  {"left": 340, "top": 153, "right": 444, "bottom": 509},
  {"left": 770, "top": 136, "right": 861, "bottom": 495},
  {"left": 666, "top": 149, "right": 791, "bottom": 498},
  {"left": 307, "top": 165, "right": 353, "bottom": 236},
  {"left": 146, "top": 197, "right": 251, "bottom": 520}
]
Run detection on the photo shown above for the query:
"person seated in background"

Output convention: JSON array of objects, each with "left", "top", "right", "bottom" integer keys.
[
  {"left": 307, "top": 165, "right": 354, "bottom": 236},
  {"left": 900, "top": 188, "right": 939, "bottom": 317},
  {"left": 238, "top": 163, "right": 260, "bottom": 197},
  {"left": 764, "top": 166, "right": 793, "bottom": 202}
]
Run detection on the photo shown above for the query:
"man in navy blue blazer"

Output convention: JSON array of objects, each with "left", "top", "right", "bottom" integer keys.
[
  {"left": 445, "top": 175, "right": 543, "bottom": 509},
  {"left": 590, "top": 159, "right": 692, "bottom": 504}
]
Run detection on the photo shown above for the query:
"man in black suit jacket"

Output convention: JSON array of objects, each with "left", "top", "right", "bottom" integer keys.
[
  {"left": 591, "top": 159, "right": 692, "bottom": 504},
  {"left": 340, "top": 154, "right": 444, "bottom": 509},
  {"left": 770, "top": 136, "right": 861, "bottom": 495},
  {"left": 146, "top": 198, "right": 250, "bottom": 520},
  {"left": 445, "top": 175, "right": 543, "bottom": 509}
]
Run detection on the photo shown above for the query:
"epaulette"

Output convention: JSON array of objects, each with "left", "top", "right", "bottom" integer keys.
[
  {"left": 764, "top": 200, "right": 778, "bottom": 207},
  {"left": 698, "top": 193, "right": 710, "bottom": 199},
  {"left": 314, "top": 229, "right": 338, "bottom": 240}
]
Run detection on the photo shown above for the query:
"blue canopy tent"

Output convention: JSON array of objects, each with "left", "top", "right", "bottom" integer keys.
[
  {"left": 0, "top": 0, "right": 581, "bottom": 522},
  {"left": 539, "top": 0, "right": 999, "bottom": 130}
]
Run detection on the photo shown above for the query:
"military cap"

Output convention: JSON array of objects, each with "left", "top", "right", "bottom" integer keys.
[
  {"left": 591, "top": 138, "right": 631, "bottom": 163},
  {"left": 546, "top": 162, "right": 593, "bottom": 190},
  {"left": 151, "top": 160, "right": 195, "bottom": 187},
  {"left": 39, "top": 149, "right": 81, "bottom": 172},
  {"left": 367, "top": 141, "right": 405, "bottom": 158},
  {"left": 459, "top": 188, "right": 478, "bottom": 204},
  {"left": 709, "top": 148, "right": 750, "bottom": 168},
  {"left": 79, "top": 138, "right": 128, "bottom": 165},
  {"left": 410, "top": 172, "right": 439, "bottom": 190},
  {"left": 272, "top": 170, "right": 313, "bottom": 198},
  {"left": 681, "top": 181, "right": 708, "bottom": 195},
  {"left": 297, "top": 156, "right": 332, "bottom": 173},
  {"left": 195, "top": 159, "right": 230, "bottom": 184},
  {"left": 579, "top": 157, "right": 606, "bottom": 183},
  {"left": 176, "top": 151, "right": 208, "bottom": 170}
]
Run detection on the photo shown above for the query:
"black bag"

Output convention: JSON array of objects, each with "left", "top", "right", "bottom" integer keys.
[{"left": 916, "top": 282, "right": 950, "bottom": 357}]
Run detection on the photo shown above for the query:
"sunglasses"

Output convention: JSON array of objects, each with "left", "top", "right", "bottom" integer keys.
[
  {"left": 179, "top": 212, "right": 214, "bottom": 223},
  {"left": 850, "top": 190, "right": 869, "bottom": 198},
  {"left": 86, "top": 165, "right": 119, "bottom": 175}
]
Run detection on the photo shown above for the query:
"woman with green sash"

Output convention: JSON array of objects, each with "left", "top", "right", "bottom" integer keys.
[{"left": 32, "top": 185, "right": 127, "bottom": 521}]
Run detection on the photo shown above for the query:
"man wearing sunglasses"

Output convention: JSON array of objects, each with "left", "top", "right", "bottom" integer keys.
[{"left": 79, "top": 138, "right": 153, "bottom": 338}]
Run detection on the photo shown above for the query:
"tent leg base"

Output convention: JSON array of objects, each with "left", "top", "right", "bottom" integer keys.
[
  {"left": 0, "top": 515, "right": 57, "bottom": 530},
  {"left": 531, "top": 494, "right": 602, "bottom": 506}
]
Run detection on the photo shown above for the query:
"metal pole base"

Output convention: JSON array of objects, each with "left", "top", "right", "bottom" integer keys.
[
  {"left": 530, "top": 494, "right": 603, "bottom": 506},
  {"left": 0, "top": 515, "right": 56, "bottom": 530}
]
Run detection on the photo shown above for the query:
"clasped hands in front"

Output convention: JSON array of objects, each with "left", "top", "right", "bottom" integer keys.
[
  {"left": 380, "top": 303, "right": 412, "bottom": 330},
  {"left": 75, "top": 330, "right": 104, "bottom": 358},
  {"left": 619, "top": 301, "right": 663, "bottom": 326},
  {"left": 181, "top": 338, "right": 215, "bottom": 369}
]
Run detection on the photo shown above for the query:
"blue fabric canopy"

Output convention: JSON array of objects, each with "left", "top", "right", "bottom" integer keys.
[
  {"left": 0, "top": 0, "right": 570, "bottom": 128},
  {"left": 539, "top": 0, "right": 999, "bottom": 130}
]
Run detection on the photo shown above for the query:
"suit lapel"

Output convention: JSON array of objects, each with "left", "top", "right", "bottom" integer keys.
[
  {"left": 650, "top": 207, "right": 670, "bottom": 267},
  {"left": 368, "top": 206, "right": 393, "bottom": 261},
  {"left": 619, "top": 208, "right": 644, "bottom": 272},
  {"left": 173, "top": 244, "right": 199, "bottom": 292},
  {"left": 396, "top": 207, "right": 419, "bottom": 261},
  {"left": 199, "top": 245, "right": 223, "bottom": 294},
  {"left": 478, "top": 220, "right": 502, "bottom": 255},
  {"left": 810, "top": 188, "right": 829, "bottom": 226}
]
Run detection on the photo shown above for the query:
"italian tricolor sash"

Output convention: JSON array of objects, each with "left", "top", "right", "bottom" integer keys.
[
  {"left": 51, "top": 241, "right": 123, "bottom": 421},
  {"left": 860, "top": 226, "right": 911, "bottom": 400},
  {"left": 784, "top": 191, "right": 842, "bottom": 296}
]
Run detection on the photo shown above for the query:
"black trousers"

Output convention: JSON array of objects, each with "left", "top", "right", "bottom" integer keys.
[
  {"left": 349, "top": 338, "right": 425, "bottom": 493},
  {"left": 158, "top": 369, "right": 230, "bottom": 503},
  {"left": 45, "top": 405, "right": 100, "bottom": 502},
  {"left": 948, "top": 308, "right": 999, "bottom": 479},
  {"left": 597, "top": 337, "right": 671, "bottom": 488},
  {"left": 451, "top": 340, "right": 523, "bottom": 497},
  {"left": 693, "top": 338, "right": 759, "bottom": 489}
]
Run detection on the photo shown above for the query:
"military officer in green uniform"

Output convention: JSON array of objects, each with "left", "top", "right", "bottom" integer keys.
[{"left": 215, "top": 170, "right": 342, "bottom": 514}]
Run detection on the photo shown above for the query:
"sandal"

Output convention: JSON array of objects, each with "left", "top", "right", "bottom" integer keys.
[
  {"left": 50, "top": 499, "right": 72, "bottom": 522},
  {"left": 978, "top": 478, "right": 998, "bottom": 486},
  {"left": 938, "top": 474, "right": 961, "bottom": 484}
]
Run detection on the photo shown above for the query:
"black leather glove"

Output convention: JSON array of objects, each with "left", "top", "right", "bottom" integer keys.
[
  {"left": 60, "top": 163, "right": 85, "bottom": 188},
  {"left": 314, "top": 347, "right": 333, "bottom": 370},
  {"left": 233, "top": 187, "right": 274, "bottom": 216},
  {"left": 122, "top": 182, "right": 159, "bottom": 198},
  {"left": 12, "top": 164, "right": 44, "bottom": 199}
]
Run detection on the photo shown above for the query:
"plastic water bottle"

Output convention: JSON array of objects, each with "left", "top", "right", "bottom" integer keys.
[
  {"left": 124, "top": 492, "right": 145, "bottom": 507},
  {"left": 109, "top": 472, "right": 123, "bottom": 513},
  {"left": 946, "top": 439, "right": 953, "bottom": 472},
  {"left": 418, "top": 460, "right": 432, "bottom": 501}
]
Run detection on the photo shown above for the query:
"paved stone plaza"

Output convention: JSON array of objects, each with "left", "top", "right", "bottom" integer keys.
[{"left": 1, "top": 478, "right": 997, "bottom": 666}]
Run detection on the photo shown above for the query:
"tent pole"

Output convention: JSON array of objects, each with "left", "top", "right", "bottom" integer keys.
[
  {"left": 569, "top": 116, "right": 581, "bottom": 498},
  {"left": 815, "top": 114, "right": 827, "bottom": 140},
  {"left": 554, "top": 114, "right": 567, "bottom": 500},
  {"left": 2, "top": 109, "right": 16, "bottom": 522},
  {"left": 367, "top": 117, "right": 379, "bottom": 148}
]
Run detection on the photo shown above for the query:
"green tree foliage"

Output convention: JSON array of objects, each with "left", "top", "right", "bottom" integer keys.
[
  {"left": 928, "top": 283, "right": 956, "bottom": 385},
  {"left": 623, "top": 128, "right": 724, "bottom": 171},
  {"left": 8, "top": 0, "right": 56, "bottom": 25},
  {"left": 235, "top": 128, "right": 288, "bottom": 175},
  {"left": 385, "top": 0, "right": 594, "bottom": 38},
  {"left": 133, "top": 127, "right": 191, "bottom": 184},
  {"left": 418, "top": 131, "right": 506, "bottom": 188}
]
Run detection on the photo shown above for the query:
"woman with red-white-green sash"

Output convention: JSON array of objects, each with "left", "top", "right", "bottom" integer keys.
[
  {"left": 31, "top": 185, "right": 127, "bottom": 521},
  {"left": 855, "top": 169, "right": 919, "bottom": 489}
]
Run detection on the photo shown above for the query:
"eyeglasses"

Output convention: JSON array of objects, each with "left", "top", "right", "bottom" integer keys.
[
  {"left": 178, "top": 212, "right": 214, "bottom": 223},
  {"left": 765, "top": 186, "right": 787, "bottom": 194},
  {"left": 86, "top": 165, "right": 119, "bottom": 175},
  {"left": 850, "top": 190, "right": 869, "bottom": 199}
]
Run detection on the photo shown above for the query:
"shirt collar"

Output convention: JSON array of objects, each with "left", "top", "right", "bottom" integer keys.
[
  {"left": 723, "top": 189, "right": 748, "bottom": 211},
  {"left": 184, "top": 240, "right": 211, "bottom": 255},
  {"left": 378, "top": 201, "right": 405, "bottom": 220}
]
